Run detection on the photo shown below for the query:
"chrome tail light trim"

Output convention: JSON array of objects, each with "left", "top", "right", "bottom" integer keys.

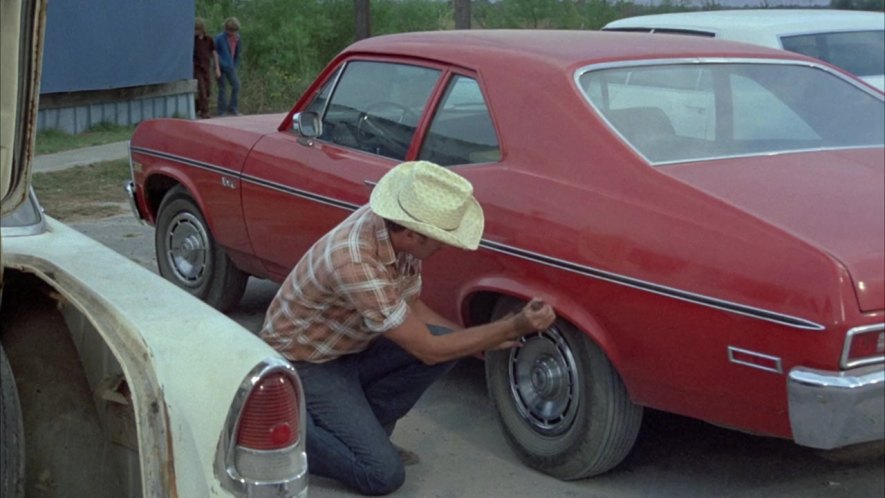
[
  {"left": 841, "top": 323, "right": 885, "bottom": 369},
  {"left": 215, "top": 357, "right": 308, "bottom": 498}
]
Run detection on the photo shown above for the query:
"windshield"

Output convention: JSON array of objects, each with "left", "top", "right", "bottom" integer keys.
[{"left": 578, "top": 61, "right": 885, "bottom": 165}]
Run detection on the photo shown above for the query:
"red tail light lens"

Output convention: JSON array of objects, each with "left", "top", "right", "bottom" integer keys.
[
  {"left": 237, "top": 373, "right": 300, "bottom": 450},
  {"left": 843, "top": 326, "right": 885, "bottom": 368}
]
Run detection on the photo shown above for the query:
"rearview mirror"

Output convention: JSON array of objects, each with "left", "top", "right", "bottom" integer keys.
[{"left": 292, "top": 112, "right": 322, "bottom": 139}]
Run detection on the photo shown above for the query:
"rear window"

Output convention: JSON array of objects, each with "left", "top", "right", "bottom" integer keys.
[{"left": 578, "top": 61, "right": 885, "bottom": 164}]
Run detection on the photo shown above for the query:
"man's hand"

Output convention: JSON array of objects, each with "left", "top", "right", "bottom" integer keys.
[{"left": 511, "top": 298, "right": 556, "bottom": 337}]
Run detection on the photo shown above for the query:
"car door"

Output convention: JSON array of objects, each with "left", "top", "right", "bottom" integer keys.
[{"left": 240, "top": 58, "right": 443, "bottom": 279}]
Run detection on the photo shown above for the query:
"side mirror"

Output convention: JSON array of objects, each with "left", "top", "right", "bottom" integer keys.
[{"left": 292, "top": 112, "right": 322, "bottom": 139}]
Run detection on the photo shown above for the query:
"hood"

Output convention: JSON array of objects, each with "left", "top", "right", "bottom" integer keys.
[
  {"left": 664, "top": 148, "right": 885, "bottom": 312},
  {"left": 204, "top": 113, "right": 288, "bottom": 135}
]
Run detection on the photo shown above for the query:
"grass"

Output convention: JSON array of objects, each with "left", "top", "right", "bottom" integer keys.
[
  {"left": 32, "top": 159, "right": 131, "bottom": 221},
  {"left": 36, "top": 122, "right": 136, "bottom": 155}
]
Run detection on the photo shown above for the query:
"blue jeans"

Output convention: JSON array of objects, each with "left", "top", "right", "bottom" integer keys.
[
  {"left": 293, "top": 325, "right": 456, "bottom": 495},
  {"left": 217, "top": 67, "right": 239, "bottom": 115}
]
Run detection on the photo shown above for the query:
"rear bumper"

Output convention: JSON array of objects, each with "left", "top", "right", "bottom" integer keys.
[{"left": 788, "top": 363, "right": 884, "bottom": 449}]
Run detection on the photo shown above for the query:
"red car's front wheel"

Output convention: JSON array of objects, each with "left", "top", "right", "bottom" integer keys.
[{"left": 155, "top": 185, "right": 247, "bottom": 312}]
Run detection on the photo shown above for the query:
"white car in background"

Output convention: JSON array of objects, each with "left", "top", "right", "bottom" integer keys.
[
  {"left": 0, "top": 1, "right": 307, "bottom": 496},
  {"left": 603, "top": 9, "right": 885, "bottom": 91}
]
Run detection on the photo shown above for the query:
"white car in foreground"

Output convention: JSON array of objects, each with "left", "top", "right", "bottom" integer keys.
[
  {"left": 0, "top": 1, "right": 307, "bottom": 496},
  {"left": 603, "top": 9, "right": 885, "bottom": 91}
]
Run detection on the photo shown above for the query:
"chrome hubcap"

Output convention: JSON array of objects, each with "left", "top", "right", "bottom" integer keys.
[
  {"left": 166, "top": 212, "right": 209, "bottom": 287},
  {"left": 508, "top": 327, "right": 579, "bottom": 435}
]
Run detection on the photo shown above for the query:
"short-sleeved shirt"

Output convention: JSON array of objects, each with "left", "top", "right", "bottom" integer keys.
[{"left": 259, "top": 205, "right": 422, "bottom": 363}]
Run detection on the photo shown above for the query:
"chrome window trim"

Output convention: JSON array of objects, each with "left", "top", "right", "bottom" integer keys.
[
  {"left": 840, "top": 323, "right": 885, "bottom": 369},
  {"left": 0, "top": 188, "right": 46, "bottom": 237},
  {"left": 215, "top": 357, "right": 307, "bottom": 498},
  {"left": 574, "top": 57, "right": 885, "bottom": 166},
  {"left": 727, "top": 346, "right": 783, "bottom": 374}
]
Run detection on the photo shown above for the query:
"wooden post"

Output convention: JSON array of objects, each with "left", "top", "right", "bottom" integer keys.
[
  {"left": 355, "top": 0, "right": 371, "bottom": 40},
  {"left": 454, "top": 0, "right": 471, "bottom": 30}
]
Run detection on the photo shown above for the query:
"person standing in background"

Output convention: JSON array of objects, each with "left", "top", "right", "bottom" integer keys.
[
  {"left": 215, "top": 17, "right": 242, "bottom": 116},
  {"left": 193, "top": 18, "right": 219, "bottom": 119}
]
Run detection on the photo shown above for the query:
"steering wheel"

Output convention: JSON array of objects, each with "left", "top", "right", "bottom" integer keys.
[{"left": 356, "top": 101, "right": 418, "bottom": 157}]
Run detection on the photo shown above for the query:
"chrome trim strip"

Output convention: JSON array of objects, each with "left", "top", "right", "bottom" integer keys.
[
  {"left": 240, "top": 173, "right": 359, "bottom": 212},
  {"left": 480, "top": 239, "right": 825, "bottom": 331},
  {"left": 130, "top": 146, "right": 238, "bottom": 177},
  {"left": 130, "top": 145, "right": 358, "bottom": 212},
  {"left": 727, "top": 346, "right": 783, "bottom": 374},
  {"left": 132, "top": 145, "right": 827, "bottom": 331},
  {"left": 841, "top": 323, "right": 885, "bottom": 369}
]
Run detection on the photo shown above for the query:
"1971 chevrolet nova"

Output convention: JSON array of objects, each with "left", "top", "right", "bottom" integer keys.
[
  {"left": 1, "top": 1, "right": 307, "bottom": 496},
  {"left": 127, "top": 30, "right": 885, "bottom": 479}
]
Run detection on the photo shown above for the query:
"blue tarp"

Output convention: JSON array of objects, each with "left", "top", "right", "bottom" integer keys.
[{"left": 40, "top": 0, "right": 194, "bottom": 94}]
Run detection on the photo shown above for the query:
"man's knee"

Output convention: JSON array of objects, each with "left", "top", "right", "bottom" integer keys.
[{"left": 355, "top": 459, "right": 405, "bottom": 496}]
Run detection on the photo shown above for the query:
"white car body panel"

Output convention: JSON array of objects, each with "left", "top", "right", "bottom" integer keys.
[
  {"left": 3, "top": 216, "right": 300, "bottom": 496},
  {"left": 603, "top": 9, "right": 885, "bottom": 91}
]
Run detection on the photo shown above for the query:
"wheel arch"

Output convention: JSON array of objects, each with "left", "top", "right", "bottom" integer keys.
[
  {"left": 143, "top": 168, "right": 220, "bottom": 237},
  {"left": 460, "top": 275, "right": 631, "bottom": 386}
]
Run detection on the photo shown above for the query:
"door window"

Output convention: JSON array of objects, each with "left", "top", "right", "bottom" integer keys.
[
  {"left": 316, "top": 61, "right": 440, "bottom": 160},
  {"left": 419, "top": 75, "right": 501, "bottom": 166}
]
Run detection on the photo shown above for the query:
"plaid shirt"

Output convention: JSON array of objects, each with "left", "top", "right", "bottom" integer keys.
[{"left": 259, "top": 205, "right": 422, "bottom": 363}]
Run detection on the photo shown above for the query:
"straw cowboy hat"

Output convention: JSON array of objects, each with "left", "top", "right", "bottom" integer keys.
[{"left": 370, "top": 161, "right": 484, "bottom": 250}]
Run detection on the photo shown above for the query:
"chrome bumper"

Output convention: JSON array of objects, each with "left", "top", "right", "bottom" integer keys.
[
  {"left": 124, "top": 181, "right": 147, "bottom": 225},
  {"left": 788, "top": 363, "right": 884, "bottom": 449}
]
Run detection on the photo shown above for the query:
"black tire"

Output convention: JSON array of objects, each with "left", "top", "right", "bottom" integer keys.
[
  {"left": 155, "top": 185, "right": 248, "bottom": 312},
  {"left": 1, "top": 344, "right": 25, "bottom": 498},
  {"left": 485, "top": 297, "right": 643, "bottom": 480}
]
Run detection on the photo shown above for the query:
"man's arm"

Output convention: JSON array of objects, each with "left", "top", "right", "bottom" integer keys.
[
  {"left": 384, "top": 299, "right": 555, "bottom": 365},
  {"left": 410, "top": 298, "right": 460, "bottom": 330}
]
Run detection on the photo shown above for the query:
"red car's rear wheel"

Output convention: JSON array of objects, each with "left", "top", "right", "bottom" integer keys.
[
  {"left": 485, "top": 297, "right": 643, "bottom": 480},
  {"left": 155, "top": 186, "right": 247, "bottom": 312}
]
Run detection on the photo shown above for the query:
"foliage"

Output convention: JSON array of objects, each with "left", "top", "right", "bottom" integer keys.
[{"left": 194, "top": 0, "right": 883, "bottom": 114}]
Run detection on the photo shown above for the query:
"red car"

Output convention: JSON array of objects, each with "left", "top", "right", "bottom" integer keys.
[{"left": 127, "top": 30, "right": 885, "bottom": 479}]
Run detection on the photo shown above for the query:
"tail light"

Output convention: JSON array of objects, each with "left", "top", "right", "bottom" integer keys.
[
  {"left": 841, "top": 324, "right": 885, "bottom": 369},
  {"left": 237, "top": 373, "right": 299, "bottom": 450},
  {"left": 216, "top": 359, "right": 308, "bottom": 496}
]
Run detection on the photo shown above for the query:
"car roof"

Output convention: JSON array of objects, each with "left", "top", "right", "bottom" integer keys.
[
  {"left": 345, "top": 29, "right": 811, "bottom": 70},
  {"left": 603, "top": 9, "right": 885, "bottom": 38}
]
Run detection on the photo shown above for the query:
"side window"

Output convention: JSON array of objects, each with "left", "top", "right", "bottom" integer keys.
[
  {"left": 418, "top": 75, "right": 501, "bottom": 166},
  {"left": 303, "top": 65, "right": 342, "bottom": 116},
  {"left": 318, "top": 61, "right": 440, "bottom": 160},
  {"left": 781, "top": 30, "right": 885, "bottom": 79}
]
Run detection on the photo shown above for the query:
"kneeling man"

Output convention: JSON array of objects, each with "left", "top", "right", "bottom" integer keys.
[{"left": 260, "top": 161, "right": 556, "bottom": 495}]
